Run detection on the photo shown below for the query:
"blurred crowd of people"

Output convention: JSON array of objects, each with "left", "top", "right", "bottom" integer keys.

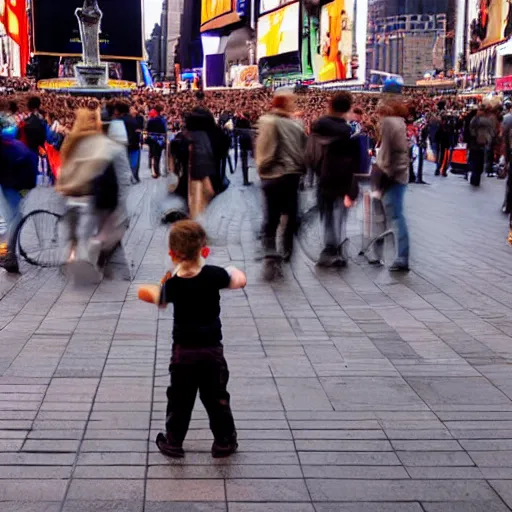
[{"left": 0, "top": 81, "right": 511, "bottom": 279}]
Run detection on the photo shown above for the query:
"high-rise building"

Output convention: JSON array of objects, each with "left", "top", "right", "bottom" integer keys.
[
  {"left": 367, "top": 0, "right": 457, "bottom": 84},
  {"left": 167, "top": 0, "right": 184, "bottom": 76}
]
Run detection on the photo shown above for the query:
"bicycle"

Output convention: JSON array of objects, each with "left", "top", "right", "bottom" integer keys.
[
  {"left": 15, "top": 208, "right": 65, "bottom": 268},
  {"left": 296, "top": 185, "right": 396, "bottom": 266}
]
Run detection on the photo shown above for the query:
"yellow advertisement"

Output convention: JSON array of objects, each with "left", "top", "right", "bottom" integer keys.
[
  {"left": 470, "top": 0, "right": 512, "bottom": 53},
  {"left": 201, "top": 0, "right": 240, "bottom": 32},
  {"left": 257, "top": 2, "right": 300, "bottom": 58},
  {"left": 318, "top": 0, "right": 354, "bottom": 82}
]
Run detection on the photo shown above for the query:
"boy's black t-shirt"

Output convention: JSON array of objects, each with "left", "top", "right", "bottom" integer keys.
[{"left": 160, "top": 265, "right": 231, "bottom": 347}]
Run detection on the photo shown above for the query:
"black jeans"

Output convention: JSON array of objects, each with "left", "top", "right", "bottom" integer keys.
[
  {"left": 261, "top": 174, "right": 300, "bottom": 258},
  {"left": 437, "top": 145, "right": 450, "bottom": 175},
  {"left": 166, "top": 345, "right": 236, "bottom": 445},
  {"left": 469, "top": 148, "right": 485, "bottom": 186},
  {"left": 149, "top": 143, "right": 163, "bottom": 176},
  {"left": 241, "top": 148, "right": 250, "bottom": 184}
]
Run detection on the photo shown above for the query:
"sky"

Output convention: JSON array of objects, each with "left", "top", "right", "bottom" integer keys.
[{"left": 144, "top": 0, "right": 163, "bottom": 38}]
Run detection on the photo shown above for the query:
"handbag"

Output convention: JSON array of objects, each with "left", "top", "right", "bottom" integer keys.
[
  {"left": 93, "top": 162, "right": 118, "bottom": 211},
  {"left": 370, "top": 162, "right": 395, "bottom": 192}
]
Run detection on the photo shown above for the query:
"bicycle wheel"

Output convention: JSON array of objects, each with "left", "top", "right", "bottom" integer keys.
[{"left": 17, "top": 210, "right": 64, "bottom": 267}]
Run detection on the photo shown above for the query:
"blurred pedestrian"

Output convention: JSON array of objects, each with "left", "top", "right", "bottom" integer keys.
[
  {"left": 374, "top": 99, "right": 411, "bottom": 272},
  {"left": 306, "top": 91, "right": 359, "bottom": 267},
  {"left": 256, "top": 93, "right": 306, "bottom": 280}
]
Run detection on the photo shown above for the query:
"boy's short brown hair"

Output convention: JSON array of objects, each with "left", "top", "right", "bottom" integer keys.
[{"left": 169, "top": 220, "right": 207, "bottom": 261}]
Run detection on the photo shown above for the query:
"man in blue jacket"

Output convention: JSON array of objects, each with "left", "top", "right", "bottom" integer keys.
[{"left": 0, "top": 136, "right": 38, "bottom": 273}]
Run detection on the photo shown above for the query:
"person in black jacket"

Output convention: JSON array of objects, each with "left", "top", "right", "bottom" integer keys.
[
  {"left": 235, "top": 113, "right": 253, "bottom": 186},
  {"left": 306, "top": 92, "right": 359, "bottom": 267},
  {"left": 119, "top": 102, "right": 142, "bottom": 183},
  {"left": 147, "top": 105, "right": 167, "bottom": 179},
  {"left": 0, "top": 136, "right": 38, "bottom": 274},
  {"left": 20, "top": 96, "right": 47, "bottom": 155}
]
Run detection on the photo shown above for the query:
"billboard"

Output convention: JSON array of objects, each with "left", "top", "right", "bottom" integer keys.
[
  {"left": 257, "top": 2, "right": 300, "bottom": 58},
  {"left": 470, "top": 0, "right": 512, "bottom": 54},
  {"left": 31, "top": 0, "right": 143, "bottom": 60},
  {"left": 317, "top": 0, "right": 354, "bottom": 82},
  {"left": 201, "top": 0, "right": 242, "bottom": 32}
]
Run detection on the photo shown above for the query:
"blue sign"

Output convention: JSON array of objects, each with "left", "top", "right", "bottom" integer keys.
[{"left": 237, "top": 0, "right": 248, "bottom": 17}]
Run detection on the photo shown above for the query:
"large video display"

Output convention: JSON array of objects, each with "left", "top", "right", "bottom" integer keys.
[
  {"left": 257, "top": 2, "right": 300, "bottom": 58},
  {"left": 317, "top": 0, "right": 354, "bottom": 82},
  {"left": 32, "top": 0, "right": 143, "bottom": 59},
  {"left": 201, "top": 0, "right": 242, "bottom": 32},
  {"left": 470, "top": 0, "right": 512, "bottom": 53}
]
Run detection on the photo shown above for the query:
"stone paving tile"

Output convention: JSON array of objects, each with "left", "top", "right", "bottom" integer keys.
[
  {"left": 62, "top": 501, "right": 144, "bottom": 512},
  {"left": 1, "top": 504, "right": 61, "bottom": 512},
  {"left": 145, "top": 504, "right": 226, "bottom": 512},
  {"left": 314, "top": 505, "right": 423, "bottom": 512},
  {"left": 306, "top": 479, "right": 498, "bottom": 501},
  {"left": 146, "top": 479, "right": 225, "bottom": 501},
  {"left": 422, "top": 503, "right": 511, "bottom": 512}
]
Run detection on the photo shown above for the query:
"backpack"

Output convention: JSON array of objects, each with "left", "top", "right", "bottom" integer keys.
[
  {"left": 93, "top": 162, "right": 118, "bottom": 211},
  {"left": 21, "top": 114, "right": 47, "bottom": 151},
  {"left": 0, "top": 138, "right": 38, "bottom": 191}
]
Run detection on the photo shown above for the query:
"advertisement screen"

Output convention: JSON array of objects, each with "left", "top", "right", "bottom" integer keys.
[
  {"left": 257, "top": 2, "right": 300, "bottom": 58},
  {"left": 470, "top": 0, "right": 512, "bottom": 54},
  {"left": 201, "top": 0, "right": 241, "bottom": 32},
  {"left": 32, "top": 0, "right": 143, "bottom": 59},
  {"left": 316, "top": 0, "right": 355, "bottom": 82}
]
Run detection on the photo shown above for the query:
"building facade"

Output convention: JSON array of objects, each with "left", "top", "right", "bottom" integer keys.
[
  {"left": 367, "top": 0, "right": 457, "bottom": 84},
  {"left": 166, "top": 0, "right": 184, "bottom": 76}
]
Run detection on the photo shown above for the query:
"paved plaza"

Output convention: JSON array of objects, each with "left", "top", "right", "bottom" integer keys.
[{"left": 0, "top": 158, "right": 512, "bottom": 511}]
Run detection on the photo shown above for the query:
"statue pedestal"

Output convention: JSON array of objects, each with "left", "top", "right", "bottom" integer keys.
[{"left": 74, "top": 63, "right": 108, "bottom": 88}]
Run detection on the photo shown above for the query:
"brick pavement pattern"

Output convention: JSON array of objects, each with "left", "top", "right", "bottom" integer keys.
[{"left": 0, "top": 159, "right": 512, "bottom": 511}]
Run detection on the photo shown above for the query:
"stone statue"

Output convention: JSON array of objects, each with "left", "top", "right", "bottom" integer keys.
[
  {"left": 75, "top": 0, "right": 102, "bottom": 66},
  {"left": 74, "top": 0, "right": 108, "bottom": 88}
]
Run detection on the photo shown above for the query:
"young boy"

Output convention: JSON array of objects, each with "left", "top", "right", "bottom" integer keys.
[{"left": 152, "top": 220, "right": 246, "bottom": 458}]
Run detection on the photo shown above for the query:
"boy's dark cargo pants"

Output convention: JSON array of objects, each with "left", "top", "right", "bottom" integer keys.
[{"left": 166, "top": 345, "right": 236, "bottom": 445}]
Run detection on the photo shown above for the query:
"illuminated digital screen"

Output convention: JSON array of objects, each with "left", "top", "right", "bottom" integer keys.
[
  {"left": 257, "top": 2, "right": 300, "bottom": 58},
  {"left": 470, "top": 0, "right": 512, "bottom": 54},
  {"left": 201, "top": 0, "right": 241, "bottom": 32},
  {"left": 31, "top": 0, "right": 143, "bottom": 59},
  {"left": 317, "top": 0, "right": 354, "bottom": 82}
]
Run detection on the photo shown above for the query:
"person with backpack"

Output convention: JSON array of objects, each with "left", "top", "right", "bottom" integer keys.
[
  {"left": 0, "top": 136, "right": 39, "bottom": 273},
  {"left": 119, "top": 102, "right": 142, "bottom": 183},
  {"left": 306, "top": 91, "right": 359, "bottom": 267},
  {"left": 469, "top": 105, "right": 495, "bottom": 187},
  {"left": 146, "top": 106, "right": 167, "bottom": 179}
]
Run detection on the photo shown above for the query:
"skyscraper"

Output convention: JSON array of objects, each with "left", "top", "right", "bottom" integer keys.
[{"left": 367, "top": 0, "right": 457, "bottom": 84}]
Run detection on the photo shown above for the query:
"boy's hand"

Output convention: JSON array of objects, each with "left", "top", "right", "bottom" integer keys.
[{"left": 226, "top": 266, "right": 247, "bottom": 289}]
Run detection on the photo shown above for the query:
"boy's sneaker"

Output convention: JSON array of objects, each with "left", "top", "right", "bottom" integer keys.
[
  {"left": 156, "top": 432, "right": 185, "bottom": 458},
  {"left": 212, "top": 438, "right": 238, "bottom": 458}
]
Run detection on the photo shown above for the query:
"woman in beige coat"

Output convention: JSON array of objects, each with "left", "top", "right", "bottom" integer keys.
[{"left": 57, "top": 108, "right": 131, "bottom": 275}]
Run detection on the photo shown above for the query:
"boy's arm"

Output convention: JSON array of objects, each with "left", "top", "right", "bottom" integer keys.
[{"left": 225, "top": 266, "right": 247, "bottom": 289}]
